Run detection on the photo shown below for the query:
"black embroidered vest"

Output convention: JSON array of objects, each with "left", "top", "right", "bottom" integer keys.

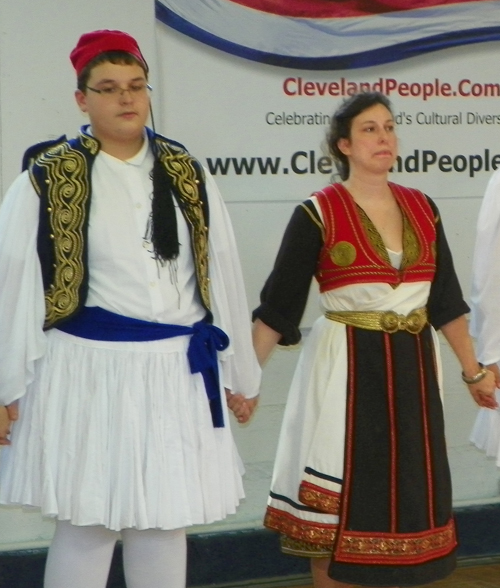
[{"left": 24, "top": 126, "right": 211, "bottom": 330}]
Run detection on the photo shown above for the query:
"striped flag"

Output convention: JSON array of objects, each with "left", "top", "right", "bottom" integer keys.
[{"left": 156, "top": 0, "right": 500, "bottom": 69}]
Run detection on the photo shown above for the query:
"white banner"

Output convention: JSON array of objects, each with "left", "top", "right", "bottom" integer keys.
[{"left": 157, "top": 26, "right": 500, "bottom": 202}]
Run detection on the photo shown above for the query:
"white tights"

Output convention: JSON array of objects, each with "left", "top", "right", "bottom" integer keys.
[{"left": 44, "top": 520, "right": 187, "bottom": 588}]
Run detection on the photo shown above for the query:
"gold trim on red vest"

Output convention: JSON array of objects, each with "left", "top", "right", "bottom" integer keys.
[{"left": 315, "top": 183, "right": 436, "bottom": 292}]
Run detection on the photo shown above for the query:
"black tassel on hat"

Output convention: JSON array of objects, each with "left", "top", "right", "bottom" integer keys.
[{"left": 150, "top": 157, "right": 180, "bottom": 263}]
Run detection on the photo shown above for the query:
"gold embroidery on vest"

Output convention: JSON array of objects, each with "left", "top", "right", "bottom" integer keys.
[
  {"left": 358, "top": 206, "right": 421, "bottom": 271},
  {"left": 80, "top": 132, "right": 100, "bottom": 155},
  {"left": 401, "top": 214, "right": 420, "bottom": 268},
  {"left": 330, "top": 241, "right": 356, "bottom": 266},
  {"left": 357, "top": 206, "right": 391, "bottom": 265},
  {"left": 34, "top": 143, "right": 91, "bottom": 328},
  {"left": 155, "top": 140, "right": 211, "bottom": 310}
]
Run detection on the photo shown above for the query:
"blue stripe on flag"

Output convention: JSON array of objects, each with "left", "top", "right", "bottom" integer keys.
[{"left": 156, "top": 2, "right": 500, "bottom": 70}]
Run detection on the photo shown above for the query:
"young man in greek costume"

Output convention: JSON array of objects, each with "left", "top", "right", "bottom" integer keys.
[{"left": 0, "top": 29, "right": 260, "bottom": 588}]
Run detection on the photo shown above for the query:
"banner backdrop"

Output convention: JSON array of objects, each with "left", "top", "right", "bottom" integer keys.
[
  {"left": 156, "top": 0, "right": 500, "bottom": 202},
  {"left": 157, "top": 0, "right": 500, "bottom": 69}
]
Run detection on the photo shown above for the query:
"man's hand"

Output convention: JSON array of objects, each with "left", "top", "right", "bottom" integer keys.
[
  {"left": 225, "top": 390, "right": 259, "bottom": 424},
  {"left": 486, "top": 363, "right": 500, "bottom": 389},
  {"left": 0, "top": 402, "right": 19, "bottom": 446}
]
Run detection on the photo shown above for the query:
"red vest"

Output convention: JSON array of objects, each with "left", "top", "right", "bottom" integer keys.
[{"left": 315, "top": 183, "right": 436, "bottom": 292}]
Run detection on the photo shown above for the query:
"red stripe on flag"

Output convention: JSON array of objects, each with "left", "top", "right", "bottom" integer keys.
[{"left": 229, "top": 0, "right": 487, "bottom": 19}]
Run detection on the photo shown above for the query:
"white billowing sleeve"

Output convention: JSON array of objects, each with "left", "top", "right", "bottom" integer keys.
[
  {"left": 470, "top": 168, "right": 500, "bottom": 365},
  {"left": 204, "top": 169, "right": 261, "bottom": 398},
  {"left": 0, "top": 172, "right": 47, "bottom": 405}
]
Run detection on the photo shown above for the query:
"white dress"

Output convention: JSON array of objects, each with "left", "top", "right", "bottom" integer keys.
[
  {"left": 470, "top": 168, "right": 500, "bottom": 466},
  {"left": 0, "top": 137, "right": 261, "bottom": 531}
]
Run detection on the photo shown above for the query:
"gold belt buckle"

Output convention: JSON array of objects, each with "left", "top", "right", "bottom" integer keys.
[
  {"left": 379, "top": 309, "right": 425, "bottom": 334},
  {"left": 379, "top": 311, "right": 400, "bottom": 333},
  {"left": 405, "top": 309, "right": 426, "bottom": 334}
]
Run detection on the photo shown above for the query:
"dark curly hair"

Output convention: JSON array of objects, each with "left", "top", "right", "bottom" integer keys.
[{"left": 327, "top": 92, "right": 393, "bottom": 181}]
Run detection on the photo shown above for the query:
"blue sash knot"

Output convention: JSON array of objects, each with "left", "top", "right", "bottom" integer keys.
[{"left": 56, "top": 306, "right": 229, "bottom": 427}]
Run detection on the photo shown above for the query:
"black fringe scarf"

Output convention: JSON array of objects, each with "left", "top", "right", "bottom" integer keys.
[{"left": 150, "top": 157, "right": 180, "bottom": 263}]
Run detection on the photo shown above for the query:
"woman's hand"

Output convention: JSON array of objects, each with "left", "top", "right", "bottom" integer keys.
[
  {"left": 0, "top": 402, "right": 19, "bottom": 446},
  {"left": 466, "top": 369, "right": 498, "bottom": 409},
  {"left": 439, "top": 316, "right": 499, "bottom": 409}
]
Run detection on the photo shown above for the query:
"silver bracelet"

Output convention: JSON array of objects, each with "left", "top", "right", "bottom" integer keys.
[{"left": 461, "top": 363, "right": 487, "bottom": 385}]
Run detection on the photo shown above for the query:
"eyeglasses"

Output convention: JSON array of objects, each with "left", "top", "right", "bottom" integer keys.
[{"left": 85, "top": 83, "right": 152, "bottom": 98}]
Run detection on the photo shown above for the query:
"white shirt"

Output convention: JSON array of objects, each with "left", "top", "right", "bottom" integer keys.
[{"left": 87, "top": 138, "right": 204, "bottom": 326}]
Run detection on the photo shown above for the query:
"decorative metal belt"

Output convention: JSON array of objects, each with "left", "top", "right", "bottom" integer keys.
[{"left": 324, "top": 307, "right": 428, "bottom": 334}]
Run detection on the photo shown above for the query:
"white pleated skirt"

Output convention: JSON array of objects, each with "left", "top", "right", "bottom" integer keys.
[
  {"left": 470, "top": 390, "right": 500, "bottom": 467},
  {"left": 0, "top": 329, "right": 245, "bottom": 531}
]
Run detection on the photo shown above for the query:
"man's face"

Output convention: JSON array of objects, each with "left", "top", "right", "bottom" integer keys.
[{"left": 75, "top": 61, "right": 150, "bottom": 151}]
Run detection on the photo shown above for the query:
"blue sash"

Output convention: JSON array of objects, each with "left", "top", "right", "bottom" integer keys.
[{"left": 56, "top": 306, "right": 229, "bottom": 427}]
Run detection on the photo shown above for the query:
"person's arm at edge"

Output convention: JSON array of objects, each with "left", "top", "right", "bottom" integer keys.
[
  {"left": 0, "top": 173, "right": 47, "bottom": 442},
  {"left": 470, "top": 169, "right": 500, "bottom": 367},
  {"left": 249, "top": 201, "right": 323, "bottom": 420},
  {"left": 252, "top": 200, "right": 323, "bottom": 352},
  {"left": 424, "top": 196, "right": 497, "bottom": 407},
  {"left": 201, "top": 169, "right": 262, "bottom": 424},
  {"left": 228, "top": 318, "right": 282, "bottom": 425}
]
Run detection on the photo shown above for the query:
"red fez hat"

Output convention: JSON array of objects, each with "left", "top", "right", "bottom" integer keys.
[{"left": 70, "top": 29, "right": 147, "bottom": 75}]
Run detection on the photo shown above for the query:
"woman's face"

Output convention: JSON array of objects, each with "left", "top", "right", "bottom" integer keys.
[{"left": 337, "top": 103, "right": 397, "bottom": 177}]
